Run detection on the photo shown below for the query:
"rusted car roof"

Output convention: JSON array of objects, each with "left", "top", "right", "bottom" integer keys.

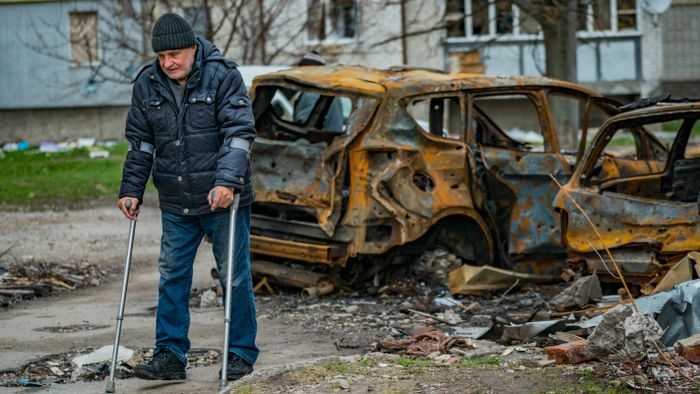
[{"left": 252, "top": 65, "right": 604, "bottom": 97}]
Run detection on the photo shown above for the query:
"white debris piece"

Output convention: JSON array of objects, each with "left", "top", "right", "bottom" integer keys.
[{"left": 72, "top": 345, "right": 134, "bottom": 368}]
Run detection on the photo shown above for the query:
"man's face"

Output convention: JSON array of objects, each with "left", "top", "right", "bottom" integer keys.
[{"left": 157, "top": 45, "right": 196, "bottom": 82}]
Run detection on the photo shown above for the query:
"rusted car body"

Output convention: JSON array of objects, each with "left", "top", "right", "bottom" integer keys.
[
  {"left": 248, "top": 65, "right": 630, "bottom": 281},
  {"left": 555, "top": 102, "right": 700, "bottom": 286}
]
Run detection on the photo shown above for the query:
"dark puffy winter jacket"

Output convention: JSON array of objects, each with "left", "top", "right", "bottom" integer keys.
[{"left": 119, "top": 37, "right": 255, "bottom": 215}]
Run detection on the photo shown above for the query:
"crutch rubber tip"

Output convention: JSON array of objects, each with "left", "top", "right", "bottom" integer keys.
[
  {"left": 219, "top": 379, "right": 227, "bottom": 390},
  {"left": 105, "top": 380, "right": 115, "bottom": 393}
]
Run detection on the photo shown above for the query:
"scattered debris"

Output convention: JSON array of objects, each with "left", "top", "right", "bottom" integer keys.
[
  {"left": 0, "top": 347, "right": 220, "bottom": 387},
  {"left": 444, "top": 326, "right": 492, "bottom": 340},
  {"left": 16, "top": 378, "right": 42, "bottom": 387},
  {"left": 377, "top": 327, "right": 473, "bottom": 358},
  {"left": 198, "top": 289, "right": 219, "bottom": 308},
  {"left": 2, "top": 141, "right": 29, "bottom": 152},
  {"left": 545, "top": 340, "right": 590, "bottom": 364},
  {"left": 34, "top": 323, "right": 109, "bottom": 333},
  {"left": 648, "top": 251, "right": 700, "bottom": 295},
  {"left": 251, "top": 260, "right": 336, "bottom": 297},
  {"left": 72, "top": 345, "right": 134, "bottom": 368},
  {"left": 549, "top": 274, "right": 602, "bottom": 311},
  {"left": 448, "top": 265, "right": 559, "bottom": 296},
  {"left": 414, "top": 249, "right": 464, "bottom": 286},
  {"left": 580, "top": 280, "right": 700, "bottom": 346},
  {"left": 674, "top": 333, "right": 700, "bottom": 364},
  {"left": 0, "top": 259, "right": 109, "bottom": 308},
  {"left": 584, "top": 304, "right": 663, "bottom": 360},
  {"left": 88, "top": 150, "right": 110, "bottom": 159},
  {"left": 502, "top": 319, "right": 567, "bottom": 342}
]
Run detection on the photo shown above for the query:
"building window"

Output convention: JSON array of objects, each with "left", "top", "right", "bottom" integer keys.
[
  {"left": 446, "top": 0, "right": 637, "bottom": 38},
  {"left": 307, "top": 0, "right": 357, "bottom": 42},
  {"left": 183, "top": 7, "right": 210, "bottom": 38},
  {"left": 69, "top": 11, "right": 98, "bottom": 64}
]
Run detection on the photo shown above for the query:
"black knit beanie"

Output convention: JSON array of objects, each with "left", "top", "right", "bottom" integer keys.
[{"left": 151, "top": 13, "right": 196, "bottom": 52}]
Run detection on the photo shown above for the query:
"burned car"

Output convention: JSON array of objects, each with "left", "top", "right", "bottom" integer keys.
[
  {"left": 248, "top": 65, "right": 641, "bottom": 283},
  {"left": 555, "top": 100, "right": 700, "bottom": 286}
]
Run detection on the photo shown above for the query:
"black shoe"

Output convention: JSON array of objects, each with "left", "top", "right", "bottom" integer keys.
[
  {"left": 134, "top": 348, "right": 186, "bottom": 380},
  {"left": 220, "top": 353, "right": 253, "bottom": 381}
]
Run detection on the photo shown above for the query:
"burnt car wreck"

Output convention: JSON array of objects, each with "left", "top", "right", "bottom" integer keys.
[
  {"left": 247, "top": 65, "right": 699, "bottom": 292},
  {"left": 555, "top": 100, "right": 700, "bottom": 290}
]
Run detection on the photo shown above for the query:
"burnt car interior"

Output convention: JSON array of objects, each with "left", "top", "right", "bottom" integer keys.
[
  {"left": 471, "top": 94, "right": 543, "bottom": 152},
  {"left": 583, "top": 113, "right": 699, "bottom": 202},
  {"left": 253, "top": 84, "right": 355, "bottom": 145}
]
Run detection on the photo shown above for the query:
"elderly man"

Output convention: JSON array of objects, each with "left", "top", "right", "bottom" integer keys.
[{"left": 117, "top": 12, "right": 257, "bottom": 381}]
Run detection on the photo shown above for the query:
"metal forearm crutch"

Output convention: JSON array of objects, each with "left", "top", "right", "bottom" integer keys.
[
  {"left": 106, "top": 199, "right": 137, "bottom": 393},
  {"left": 220, "top": 192, "right": 240, "bottom": 390}
]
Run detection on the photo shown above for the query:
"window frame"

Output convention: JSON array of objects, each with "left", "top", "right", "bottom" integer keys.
[
  {"left": 68, "top": 11, "right": 100, "bottom": 67},
  {"left": 305, "top": 0, "right": 359, "bottom": 45},
  {"left": 468, "top": 90, "right": 554, "bottom": 152},
  {"left": 446, "top": 0, "right": 640, "bottom": 41},
  {"left": 401, "top": 92, "right": 467, "bottom": 143}
]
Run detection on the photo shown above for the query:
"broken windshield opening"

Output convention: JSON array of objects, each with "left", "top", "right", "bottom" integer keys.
[
  {"left": 583, "top": 115, "right": 696, "bottom": 200},
  {"left": 472, "top": 94, "right": 545, "bottom": 152},
  {"left": 403, "top": 95, "right": 462, "bottom": 140},
  {"left": 254, "top": 85, "right": 373, "bottom": 145}
]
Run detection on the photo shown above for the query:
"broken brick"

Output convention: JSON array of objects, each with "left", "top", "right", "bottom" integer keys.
[
  {"left": 682, "top": 347, "right": 700, "bottom": 364},
  {"left": 545, "top": 340, "right": 591, "bottom": 364}
]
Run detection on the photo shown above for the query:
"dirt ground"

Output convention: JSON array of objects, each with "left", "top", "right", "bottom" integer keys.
[{"left": 0, "top": 206, "right": 675, "bottom": 393}]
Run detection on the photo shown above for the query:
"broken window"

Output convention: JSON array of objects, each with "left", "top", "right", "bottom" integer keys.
[
  {"left": 587, "top": 120, "right": 672, "bottom": 188},
  {"left": 547, "top": 92, "right": 617, "bottom": 154},
  {"left": 617, "top": 0, "right": 637, "bottom": 31},
  {"left": 584, "top": 0, "right": 637, "bottom": 32},
  {"left": 306, "top": 0, "right": 357, "bottom": 42},
  {"left": 472, "top": 94, "right": 544, "bottom": 151},
  {"left": 446, "top": 0, "right": 465, "bottom": 38},
  {"left": 495, "top": 0, "right": 514, "bottom": 34},
  {"left": 404, "top": 96, "right": 462, "bottom": 141},
  {"left": 592, "top": 0, "right": 612, "bottom": 30},
  {"left": 462, "top": 0, "right": 538, "bottom": 37},
  {"left": 253, "top": 85, "right": 370, "bottom": 144},
  {"left": 471, "top": 0, "right": 490, "bottom": 35},
  {"left": 462, "top": 0, "right": 636, "bottom": 38},
  {"left": 69, "top": 11, "right": 98, "bottom": 64},
  {"left": 548, "top": 93, "right": 582, "bottom": 154}
]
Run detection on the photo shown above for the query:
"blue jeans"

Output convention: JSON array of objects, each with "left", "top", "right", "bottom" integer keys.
[{"left": 154, "top": 206, "right": 258, "bottom": 366}]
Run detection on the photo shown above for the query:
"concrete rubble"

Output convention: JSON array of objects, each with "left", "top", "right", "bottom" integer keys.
[
  {"left": 584, "top": 304, "right": 663, "bottom": 360},
  {"left": 549, "top": 274, "right": 602, "bottom": 311}
]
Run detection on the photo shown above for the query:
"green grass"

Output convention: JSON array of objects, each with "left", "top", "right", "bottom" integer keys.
[
  {"left": 533, "top": 369, "right": 631, "bottom": 394},
  {"left": 0, "top": 142, "right": 152, "bottom": 210},
  {"left": 358, "top": 355, "right": 378, "bottom": 367},
  {"left": 322, "top": 358, "right": 351, "bottom": 374},
  {"left": 661, "top": 119, "right": 700, "bottom": 135},
  {"left": 454, "top": 356, "right": 500, "bottom": 368},
  {"left": 394, "top": 357, "right": 433, "bottom": 368},
  {"left": 234, "top": 385, "right": 253, "bottom": 394}
]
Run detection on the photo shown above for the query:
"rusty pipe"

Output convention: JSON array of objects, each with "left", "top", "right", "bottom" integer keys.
[{"left": 301, "top": 280, "right": 335, "bottom": 298}]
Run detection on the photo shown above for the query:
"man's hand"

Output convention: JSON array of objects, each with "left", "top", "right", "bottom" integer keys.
[
  {"left": 117, "top": 197, "right": 140, "bottom": 220},
  {"left": 208, "top": 186, "right": 234, "bottom": 210}
]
